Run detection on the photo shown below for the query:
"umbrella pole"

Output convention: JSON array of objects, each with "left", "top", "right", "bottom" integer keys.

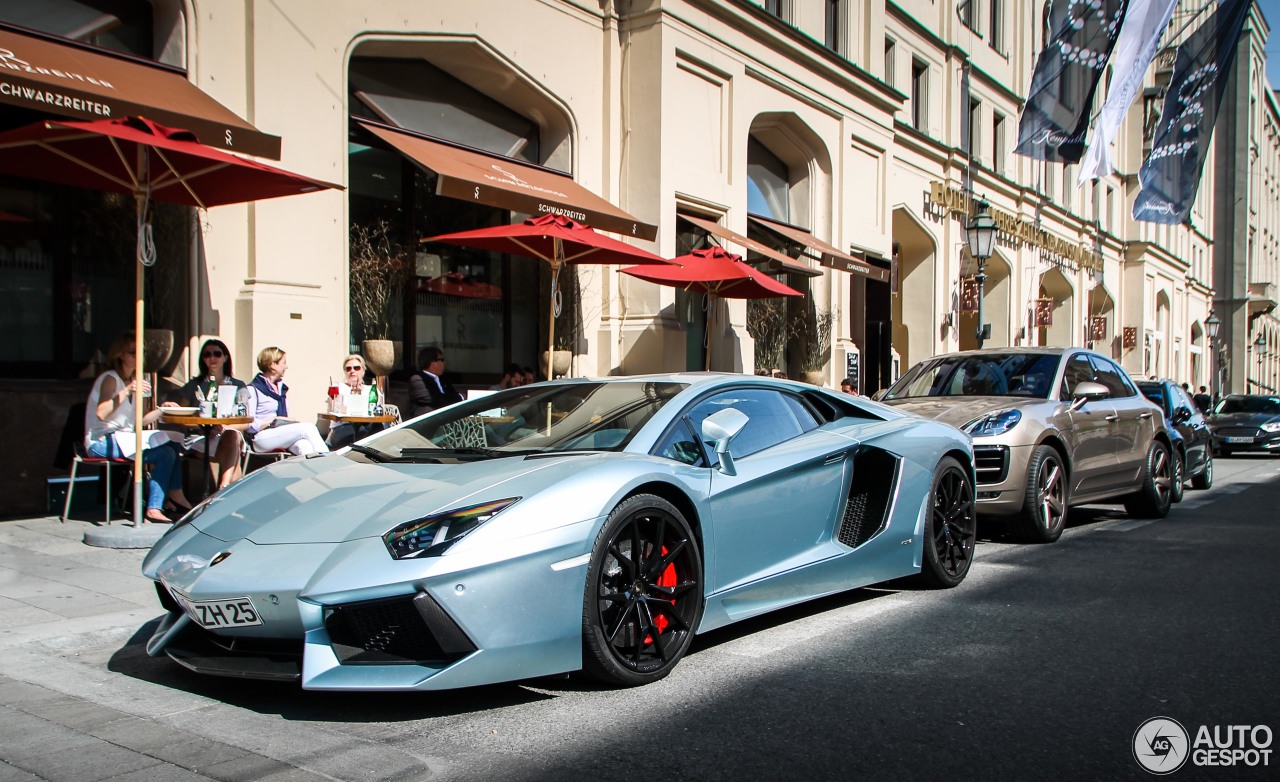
[
  {"left": 545, "top": 240, "right": 563, "bottom": 435},
  {"left": 132, "top": 176, "right": 146, "bottom": 526},
  {"left": 705, "top": 295, "right": 715, "bottom": 371}
]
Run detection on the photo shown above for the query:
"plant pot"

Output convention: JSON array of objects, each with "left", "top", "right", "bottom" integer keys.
[
  {"left": 800, "top": 370, "right": 826, "bottom": 387},
  {"left": 362, "top": 339, "right": 398, "bottom": 377},
  {"left": 542, "top": 349, "right": 572, "bottom": 379},
  {"left": 143, "top": 329, "right": 174, "bottom": 374}
]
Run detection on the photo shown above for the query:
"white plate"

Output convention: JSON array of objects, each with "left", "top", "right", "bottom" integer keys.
[{"left": 163, "top": 407, "right": 200, "bottom": 415}]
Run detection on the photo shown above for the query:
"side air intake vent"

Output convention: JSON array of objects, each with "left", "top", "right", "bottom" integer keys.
[{"left": 837, "top": 447, "right": 899, "bottom": 549}]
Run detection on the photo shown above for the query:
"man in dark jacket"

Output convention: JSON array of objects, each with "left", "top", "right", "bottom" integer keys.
[{"left": 409, "top": 346, "right": 464, "bottom": 418}]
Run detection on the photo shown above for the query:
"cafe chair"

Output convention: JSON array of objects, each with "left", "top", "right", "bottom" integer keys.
[
  {"left": 240, "top": 440, "right": 291, "bottom": 474},
  {"left": 58, "top": 402, "right": 142, "bottom": 524}
]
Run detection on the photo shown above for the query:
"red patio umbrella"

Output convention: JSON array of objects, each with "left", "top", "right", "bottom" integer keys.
[
  {"left": 0, "top": 115, "right": 341, "bottom": 525},
  {"left": 424, "top": 213, "right": 673, "bottom": 378},
  {"left": 621, "top": 246, "right": 803, "bottom": 370}
]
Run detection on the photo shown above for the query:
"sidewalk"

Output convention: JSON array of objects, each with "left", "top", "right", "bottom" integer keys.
[{"left": 0, "top": 515, "right": 378, "bottom": 782}]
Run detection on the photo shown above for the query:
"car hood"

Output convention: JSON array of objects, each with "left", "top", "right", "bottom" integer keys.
[
  {"left": 189, "top": 452, "right": 598, "bottom": 545},
  {"left": 1209, "top": 412, "right": 1280, "bottom": 428},
  {"left": 884, "top": 396, "right": 1048, "bottom": 429}
]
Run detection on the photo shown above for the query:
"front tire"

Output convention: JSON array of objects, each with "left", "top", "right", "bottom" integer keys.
[
  {"left": 1013, "top": 445, "right": 1068, "bottom": 543},
  {"left": 918, "top": 456, "right": 976, "bottom": 588},
  {"left": 582, "top": 494, "right": 704, "bottom": 686},
  {"left": 1191, "top": 451, "right": 1214, "bottom": 490},
  {"left": 1123, "top": 441, "right": 1173, "bottom": 519},
  {"left": 1169, "top": 450, "right": 1185, "bottom": 504}
]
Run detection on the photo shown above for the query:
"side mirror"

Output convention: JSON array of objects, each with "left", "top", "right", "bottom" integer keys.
[
  {"left": 701, "top": 407, "right": 749, "bottom": 475},
  {"left": 1069, "top": 381, "right": 1109, "bottom": 411},
  {"left": 871, "top": 389, "right": 888, "bottom": 401},
  {"left": 1171, "top": 407, "right": 1191, "bottom": 425}
]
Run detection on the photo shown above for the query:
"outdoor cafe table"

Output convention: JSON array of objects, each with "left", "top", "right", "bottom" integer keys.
[
  {"left": 317, "top": 413, "right": 397, "bottom": 425},
  {"left": 161, "top": 413, "right": 253, "bottom": 498}
]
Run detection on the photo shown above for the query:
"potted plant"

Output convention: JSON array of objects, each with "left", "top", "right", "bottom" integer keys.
[
  {"left": 747, "top": 298, "right": 793, "bottom": 374},
  {"left": 798, "top": 308, "right": 836, "bottom": 386},
  {"left": 349, "top": 219, "right": 408, "bottom": 376}
]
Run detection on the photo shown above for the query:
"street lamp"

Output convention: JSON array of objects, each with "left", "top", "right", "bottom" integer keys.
[
  {"left": 963, "top": 199, "right": 997, "bottom": 348},
  {"left": 1205, "top": 311, "right": 1223, "bottom": 401},
  {"left": 1255, "top": 332, "right": 1269, "bottom": 361}
]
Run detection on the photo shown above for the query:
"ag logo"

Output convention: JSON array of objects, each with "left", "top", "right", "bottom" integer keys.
[{"left": 1133, "top": 717, "right": 1190, "bottom": 774}]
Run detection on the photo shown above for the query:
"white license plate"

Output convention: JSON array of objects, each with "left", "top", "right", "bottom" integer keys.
[
  {"left": 173, "top": 591, "right": 262, "bottom": 629},
  {"left": 1225, "top": 436, "right": 1254, "bottom": 444}
]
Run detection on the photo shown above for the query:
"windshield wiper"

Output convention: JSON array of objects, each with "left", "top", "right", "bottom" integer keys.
[
  {"left": 346, "top": 444, "right": 389, "bottom": 463},
  {"left": 394, "top": 447, "right": 510, "bottom": 462}
]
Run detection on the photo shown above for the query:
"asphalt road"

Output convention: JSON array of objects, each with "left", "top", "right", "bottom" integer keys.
[{"left": 3, "top": 455, "right": 1279, "bottom": 781}]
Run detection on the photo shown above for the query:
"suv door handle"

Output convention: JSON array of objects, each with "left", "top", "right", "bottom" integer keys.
[
  {"left": 1139, "top": 412, "right": 1153, "bottom": 419},
  {"left": 1105, "top": 414, "right": 1119, "bottom": 422}
]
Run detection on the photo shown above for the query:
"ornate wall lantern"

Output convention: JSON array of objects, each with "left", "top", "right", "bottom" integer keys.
[
  {"left": 1033, "top": 297, "right": 1054, "bottom": 327},
  {"left": 959, "top": 277, "right": 981, "bottom": 313},
  {"left": 1123, "top": 326, "right": 1138, "bottom": 351},
  {"left": 1090, "top": 316, "right": 1107, "bottom": 341}
]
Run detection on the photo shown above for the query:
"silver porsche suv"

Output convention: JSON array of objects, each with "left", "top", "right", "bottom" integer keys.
[{"left": 880, "top": 348, "right": 1173, "bottom": 542}]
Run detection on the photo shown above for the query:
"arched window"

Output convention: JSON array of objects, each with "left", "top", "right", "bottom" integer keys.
[{"left": 747, "top": 137, "right": 791, "bottom": 222}]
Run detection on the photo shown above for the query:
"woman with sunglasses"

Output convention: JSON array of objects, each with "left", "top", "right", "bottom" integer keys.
[
  {"left": 84, "top": 332, "right": 190, "bottom": 522},
  {"left": 162, "top": 339, "right": 247, "bottom": 489},
  {"left": 325, "top": 354, "right": 388, "bottom": 448}
]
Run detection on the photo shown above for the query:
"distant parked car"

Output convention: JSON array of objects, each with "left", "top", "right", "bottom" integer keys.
[
  {"left": 1207, "top": 394, "right": 1280, "bottom": 456},
  {"left": 1135, "top": 379, "right": 1214, "bottom": 499},
  {"left": 880, "top": 347, "right": 1174, "bottom": 543}
]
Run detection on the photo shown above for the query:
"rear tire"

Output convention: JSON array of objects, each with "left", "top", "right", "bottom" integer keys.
[
  {"left": 1123, "top": 441, "right": 1173, "bottom": 519},
  {"left": 1190, "top": 452, "right": 1214, "bottom": 490},
  {"left": 582, "top": 494, "right": 704, "bottom": 687},
  {"left": 1013, "top": 445, "right": 1067, "bottom": 543},
  {"left": 918, "top": 456, "right": 976, "bottom": 588},
  {"left": 1169, "top": 450, "right": 1185, "bottom": 504}
]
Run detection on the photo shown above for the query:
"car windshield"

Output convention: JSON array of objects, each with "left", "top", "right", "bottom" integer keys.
[
  {"left": 1213, "top": 395, "right": 1280, "bottom": 415},
  {"left": 882, "top": 353, "right": 1061, "bottom": 400},
  {"left": 349, "top": 381, "right": 688, "bottom": 462}
]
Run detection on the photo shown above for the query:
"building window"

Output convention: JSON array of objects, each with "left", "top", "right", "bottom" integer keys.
[
  {"left": 825, "top": 0, "right": 844, "bottom": 54},
  {"left": 884, "top": 38, "right": 896, "bottom": 87},
  {"left": 959, "top": 0, "right": 975, "bottom": 29},
  {"left": 965, "top": 98, "right": 981, "bottom": 160},
  {"left": 1106, "top": 186, "right": 1115, "bottom": 232},
  {"left": 989, "top": 0, "right": 1004, "bottom": 51},
  {"left": 747, "top": 137, "right": 791, "bottom": 223},
  {"left": 1045, "top": 162, "right": 1056, "bottom": 203},
  {"left": 762, "top": 0, "right": 788, "bottom": 21},
  {"left": 993, "top": 113, "right": 1006, "bottom": 173},
  {"left": 911, "top": 59, "right": 929, "bottom": 132}
]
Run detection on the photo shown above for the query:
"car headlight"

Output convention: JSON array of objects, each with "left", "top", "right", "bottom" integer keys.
[
  {"left": 382, "top": 498, "right": 520, "bottom": 560},
  {"left": 964, "top": 409, "right": 1022, "bottom": 437},
  {"left": 1261, "top": 422, "right": 1280, "bottom": 433}
]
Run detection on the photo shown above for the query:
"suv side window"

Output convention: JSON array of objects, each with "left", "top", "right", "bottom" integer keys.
[
  {"left": 1089, "top": 356, "right": 1136, "bottom": 398},
  {"left": 1170, "top": 385, "right": 1197, "bottom": 419},
  {"left": 1060, "top": 354, "right": 1096, "bottom": 399}
]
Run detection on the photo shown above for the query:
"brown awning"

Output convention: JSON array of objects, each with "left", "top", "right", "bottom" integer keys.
[
  {"left": 0, "top": 25, "right": 280, "bottom": 159},
  {"left": 747, "top": 215, "right": 890, "bottom": 283},
  {"left": 359, "top": 120, "right": 657, "bottom": 241},
  {"left": 681, "top": 214, "right": 822, "bottom": 278}
]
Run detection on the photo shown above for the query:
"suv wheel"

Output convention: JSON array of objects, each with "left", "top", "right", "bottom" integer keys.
[
  {"left": 1013, "top": 445, "right": 1067, "bottom": 543},
  {"left": 1123, "top": 441, "right": 1173, "bottom": 519}
]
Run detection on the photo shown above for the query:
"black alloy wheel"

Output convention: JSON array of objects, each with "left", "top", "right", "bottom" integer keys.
[
  {"left": 1170, "top": 450, "right": 1185, "bottom": 503},
  {"left": 1123, "top": 441, "right": 1173, "bottom": 519},
  {"left": 582, "top": 494, "right": 704, "bottom": 686},
  {"left": 1191, "top": 451, "right": 1214, "bottom": 490},
  {"left": 1015, "top": 444, "right": 1068, "bottom": 543},
  {"left": 919, "top": 456, "right": 976, "bottom": 588}
]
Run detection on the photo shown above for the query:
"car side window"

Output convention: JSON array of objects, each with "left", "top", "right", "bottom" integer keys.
[
  {"left": 1090, "top": 357, "right": 1135, "bottom": 398},
  {"left": 1060, "top": 355, "right": 1096, "bottom": 399},
  {"left": 782, "top": 394, "right": 820, "bottom": 433},
  {"left": 1170, "top": 386, "right": 1196, "bottom": 419},
  {"left": 654, "top": 418, "right": 708, "bottom": 467},
  {"left": 681, "top": 388, "right": 807, "bottom": 459}
]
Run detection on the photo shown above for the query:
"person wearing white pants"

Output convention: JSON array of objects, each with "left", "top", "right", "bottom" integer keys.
[{"left": 246, "top": 346, "right": 329, "bottom": 457}]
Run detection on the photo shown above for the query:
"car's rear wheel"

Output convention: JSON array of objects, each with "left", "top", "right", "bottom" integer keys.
[
  {"left": 1123, "top": 441, "right": 1173, "bottom": 519},
  {"left": 1014, "top": 445, "right": 1067, "bottom": 543},
  {"left": 1170, "top": 450, "right": 1185, "bottom": 503},
  {"left": 1191, "top": 451, "right": 1214, "bottom": 490},
  {"left": 918, "top": 456, "right": 975, "bottom": 588},
  {"left": 582, "top": 493, "right": 704, "bottom": 686}
]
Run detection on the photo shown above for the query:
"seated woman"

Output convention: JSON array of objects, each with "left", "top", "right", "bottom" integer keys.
[
  {"left": 162, "top": 338, "right": 247, "bottom": 489},
  {"left": 85, "top": 333, "right": 191, "bottom": 523},
  {"left": 325, "top": 353, "right": 390, "bottom": 448},
  {"left": 247, "top": 346, "right": 329, "bottom": 456}
]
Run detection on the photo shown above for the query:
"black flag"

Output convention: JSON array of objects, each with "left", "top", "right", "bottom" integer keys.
[
  {"left": 1133, "top": 0, "right": 1251, "bottom": 224},
  {"left": 1015, "top": 0, "right": 1130, "bottom": 163}
]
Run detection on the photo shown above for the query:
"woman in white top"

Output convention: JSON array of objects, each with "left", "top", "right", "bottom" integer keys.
[
  {"left": 247, "top": 346, "right": 328, "bottom": 456},
  {"left": 84, "top": 333, "right": 190, "bottom": 523}
]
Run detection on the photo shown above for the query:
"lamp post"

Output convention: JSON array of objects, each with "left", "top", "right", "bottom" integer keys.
[
  {"left": 1205, "top": 310, "right": 1222, "bottom": 402},
  {"left": 963, "top": 199, "right": 997, "bottom": 348}
]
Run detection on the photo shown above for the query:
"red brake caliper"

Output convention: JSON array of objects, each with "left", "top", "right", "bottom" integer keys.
[{"left": 643, "top": 546, "right": 677, "bottom": 644}]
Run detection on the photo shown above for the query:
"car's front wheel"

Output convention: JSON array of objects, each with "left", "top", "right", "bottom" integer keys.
[
  {"left": 1170, "top": 450, "right": 1185, "bottom": 503},
  {"left": 918, "top": 456, "right": 976, "bottom": 588},
  {"left": 1014, "top": 445, "right": 1067, "bottom": 543},
  {"left": 582, "top": 493, "right": 704, "bottom": 686},
  {"left": 1191, "top": 451, "right": 1214, "bottom": 490},
  {"left": 1123, "top": 441, "right": 1174, "bottom": 519}
]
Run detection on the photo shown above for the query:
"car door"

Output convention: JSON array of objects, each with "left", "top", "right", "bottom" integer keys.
[
  {"left": 1170, "top": 384, "right": 1210, "bottom": 475},
  {"left": 1090, "top": 356, "right": 1156, "bottom": 488},
  {"left": 1060, "top": 352, "right": 1118, "bottom": 496},
  {"left": 682, "top": 388, "right": 850, "bottom": 594}
]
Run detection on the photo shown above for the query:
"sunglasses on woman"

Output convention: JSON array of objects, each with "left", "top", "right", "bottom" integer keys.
[
  {"left": 345, "top": 365, "right": 363, "bottom": 372},
  {"left": 202, "top": 349, "right": 225, "bottom": 358}
]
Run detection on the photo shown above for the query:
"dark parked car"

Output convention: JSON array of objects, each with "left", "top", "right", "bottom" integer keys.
[
  {"left": 880, "top": 347, "right": 1174, "bottom": 544},
  {"left": 1207, "top": 394, "right": 1280, "bottom": 456},
  {"left": 1136, "top": 379, "right": 1214, "bottom": 499}
]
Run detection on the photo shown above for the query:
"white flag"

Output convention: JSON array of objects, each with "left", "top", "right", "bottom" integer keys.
[{"left": 1077, "top": 0, "right": 1179, "bottom": 185}]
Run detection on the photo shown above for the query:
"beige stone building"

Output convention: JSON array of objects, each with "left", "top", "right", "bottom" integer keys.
[{"left": 1, "top": 0, "right": 1271, "bottom": 515}]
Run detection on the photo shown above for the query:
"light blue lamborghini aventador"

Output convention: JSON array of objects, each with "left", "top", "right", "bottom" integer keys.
[{"left": 142, "top": 373, "right": 976, "bottom": 690}]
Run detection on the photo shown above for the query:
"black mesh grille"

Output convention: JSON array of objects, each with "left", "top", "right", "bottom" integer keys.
[
  {"left": 325, "top": 592, "right": 475, "bottom": 665},
  {"left": 837, "top": 448, "right": 899, "bottom": 549},
  {"left": 973, "top": 445, "right": 1009, "bottom": 485}
]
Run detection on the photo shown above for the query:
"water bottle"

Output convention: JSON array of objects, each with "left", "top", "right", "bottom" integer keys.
[
  {"left": 207, "top": 377, "right": 219, "bottom": 418},
  {"left": 368, "top": 382, "right": 380, "bottom": 416}
]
